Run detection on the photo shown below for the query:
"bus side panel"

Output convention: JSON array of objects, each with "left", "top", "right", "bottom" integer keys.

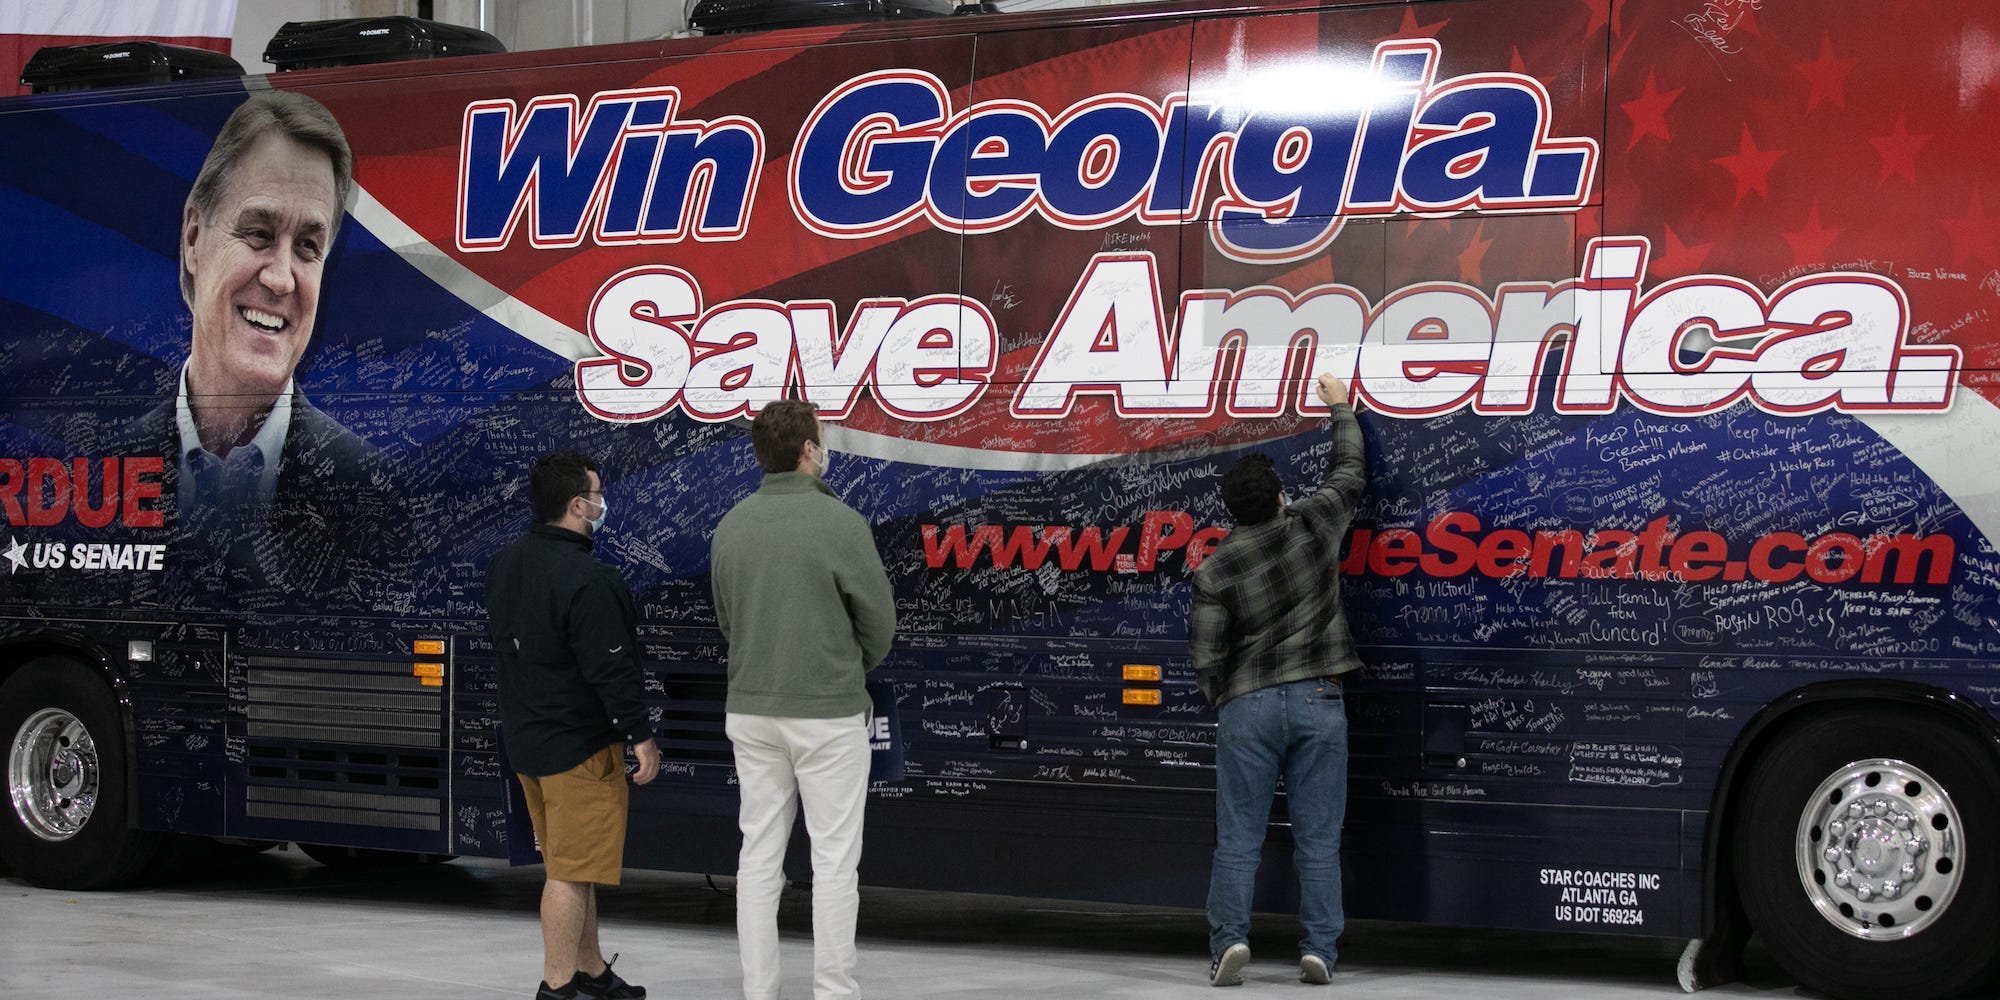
[
  {"left": 9, "top": 0, "right": 1998, "bottom": 931},
  {"left": 1603, "top": 0, "right": 2000, "bottom": 928},
  {"left": 225, "top": 625, "right": 451, "bottom": 853},
  {"left": 129, "top": 624, "right": 231, "bottom": 839},
  {"left": 1171, "top": 0, "right": 1686, "bottom": 934}
]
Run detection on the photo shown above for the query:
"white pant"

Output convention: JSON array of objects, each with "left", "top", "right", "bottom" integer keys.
[{"left": 727, "top": 711, "right": 870, "bottom": 1000}]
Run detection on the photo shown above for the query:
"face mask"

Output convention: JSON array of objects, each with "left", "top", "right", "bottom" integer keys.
[
  {"left": 814, "top": 441, "right": 834, "bottom": 479},
  {"left": 582, "top": 495, "right": 608, "bottom": 534}
]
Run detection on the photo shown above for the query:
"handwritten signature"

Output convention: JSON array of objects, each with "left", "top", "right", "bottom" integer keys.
[{"left": 1676, "top": 0, "right": 1763, "bottom": 56}]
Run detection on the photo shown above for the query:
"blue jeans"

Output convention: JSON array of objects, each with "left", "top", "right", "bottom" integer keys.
[{"left": 1207, "top": 676, "right": 1348, "bottom": 965}]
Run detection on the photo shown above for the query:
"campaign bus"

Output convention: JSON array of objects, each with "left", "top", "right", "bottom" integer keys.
[{"left": 3, "top": 0, "right": 1997, "bottom": 996}]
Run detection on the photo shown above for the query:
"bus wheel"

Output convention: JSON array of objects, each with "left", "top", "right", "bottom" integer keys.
[
  {"left": 0, "top": 657, "right": 161, "bottom": 889},
  {"left": 1733, "top": 707, "right": 2000, "bottom": 1000}
]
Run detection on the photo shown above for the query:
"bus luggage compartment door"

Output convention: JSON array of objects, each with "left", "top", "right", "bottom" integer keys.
[{"left": 227, "top": 633, "right": 449, "bottom": 854}]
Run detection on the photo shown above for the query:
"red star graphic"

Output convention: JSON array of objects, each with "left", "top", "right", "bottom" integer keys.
[
  {"left": 1870, "top": 113, "right": 1933, "bottom": 185},
  {"left": 1782, "top": 203, "right": 1842, "bottom": 265},
  {"left": 1457, "top": 223, "right": 1494, "bottom": 286},
  {"left": 1509, "top": 46, "right": 1527, "bottom": 76},
  {"left": 1608, "top": 0, "right": 1642, "bottom": 72},
  {"left": 1731, "top": 6, "right": 1762, "bottom": 39},
  {"left": 1378, "top": 7, "right": 1449, "bottom": 43},
  {"left": 1280, "top": 257, "right": 1336, "bottom": 289},
  {"left": 1580, "top": 0, "right": 1611, "bottom": 37},
  {"left": 1650, "top": 226, "right": 1714, "bottom": 279},
  {"left": 1620, "top": 68, "right": 1683, "bottom": 150},
  {"left": 1942, "top": 193, "right": 2000, "bottom": 268},
  {"left": 1711, "top": 125, "right": 1785, "bottom": 205},
  {"left": 1398, "top": 218, "right": 1455, "bottom": 244},
  {"left": 1795, "top": 34, "right": 1859, "bottom": 112}
]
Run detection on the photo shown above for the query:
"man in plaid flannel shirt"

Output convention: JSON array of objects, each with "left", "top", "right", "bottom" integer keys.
[{"left": 1191, "top": 373, "right": 1368, "bottom": 988}]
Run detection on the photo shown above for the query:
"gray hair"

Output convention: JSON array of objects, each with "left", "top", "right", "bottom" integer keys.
[{"left": 180, "top": 90, "right": 354, "bottom": 305}]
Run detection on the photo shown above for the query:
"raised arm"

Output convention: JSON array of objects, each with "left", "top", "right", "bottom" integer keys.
[{"left": 1291, "top": 374, "right": 1368, "bottom": 528}]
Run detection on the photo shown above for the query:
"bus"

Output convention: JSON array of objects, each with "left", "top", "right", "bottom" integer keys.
[{"left": 4, "top": 1, "right": 1997, "bottom": 997}]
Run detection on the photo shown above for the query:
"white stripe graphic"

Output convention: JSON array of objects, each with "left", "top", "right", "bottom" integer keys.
[
  {"left": 347, "top": 186, "right": 1240, "bottom": 472},
  {"left": 350, "top": 184, "right": 1999, "bottom": 507},
  {"left": 1856, "top": 395, "right": 2000, "bottom": 546},
  {"left": 350, "top": 187, "right": 597, "bottom": 362}
]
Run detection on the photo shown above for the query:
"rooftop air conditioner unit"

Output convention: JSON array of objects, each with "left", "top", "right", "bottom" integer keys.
[
  {"left": 20, "top": 41, "right": 244, "bottom": 93},
  {"left": 264, "top": 16, "right": 506, "bottom": 72},
  {"left": 687, "top": 0, "right": 957, "bottom": 35}
]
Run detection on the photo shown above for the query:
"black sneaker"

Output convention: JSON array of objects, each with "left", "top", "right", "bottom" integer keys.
[
  {"left": 1209, "top": 942, "right": 1250, "bottom": 987},
  {"left": 573, "top": 954, "right": 647, "bottom": 1000},
  {"left": 535, "top": 981, "right": 578, "bottom": 999}
]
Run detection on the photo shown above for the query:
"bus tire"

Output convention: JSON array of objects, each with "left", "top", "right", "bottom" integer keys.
[
  {"left": 1733, "top": 706, "right": 2000, "bottom": 1000},
  {"left": 0, "top": 656, "right": 162, "bottom": 889}
]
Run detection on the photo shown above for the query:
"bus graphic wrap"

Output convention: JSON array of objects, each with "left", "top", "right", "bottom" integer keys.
[{"left": 3, "top": 1, "right": 1999, "bottom": 997}]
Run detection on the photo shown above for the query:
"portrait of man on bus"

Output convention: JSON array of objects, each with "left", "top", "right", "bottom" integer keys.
[{"left": 118, "top": 90, "right": 400, "bottom": 605}]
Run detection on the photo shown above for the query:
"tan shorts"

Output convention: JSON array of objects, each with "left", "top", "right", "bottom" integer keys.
[{"left": 517, "top": 743, "right": 629, "bottom": 885}]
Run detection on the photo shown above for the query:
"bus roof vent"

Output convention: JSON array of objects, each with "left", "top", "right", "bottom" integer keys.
[
  {"left": 687, "top": 0, "right": 957, "bottom": 35},
  {"left": 20, "top": 41, "right": 245, "bottom": 94},
  {"left": 264, "top": 17, "right": 506, "bottom": 72}
]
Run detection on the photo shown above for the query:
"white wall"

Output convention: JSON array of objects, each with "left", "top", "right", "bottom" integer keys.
[
  {"left": 498, "top": 0, "right": 684, "bottom": 51},
  {"left": 231, "top": 0, "right": 324, "bottom": 75}
]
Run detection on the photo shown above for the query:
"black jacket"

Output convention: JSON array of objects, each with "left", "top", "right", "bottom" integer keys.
[{"left": 485, "top": 523, "right": 652, "bottom": 776}]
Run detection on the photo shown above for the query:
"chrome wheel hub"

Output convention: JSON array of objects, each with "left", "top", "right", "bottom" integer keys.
[
  {"left": 8, "top": 708, "right": 100, "bottom": 842},
  {"left": 1797, "top": 758, "right": 1960, "bottom": 939}
]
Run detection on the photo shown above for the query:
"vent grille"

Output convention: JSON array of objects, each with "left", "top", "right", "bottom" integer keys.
[
  {"left": 244, "top": 784, "right": 441, "bottom": 831},
  {"left": 659, "top": 663, "right": 730, "bottom": 763},
  {"left": 247, "top": 655, "right": 442, "bottom": 748},
  {"left": 242, "top": 654, "right": 446, "bottom": 833}
]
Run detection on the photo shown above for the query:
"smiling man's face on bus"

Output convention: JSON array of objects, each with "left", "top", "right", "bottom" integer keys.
[{"left": 181, "top": 130, "right": 338, "bottom": 405}]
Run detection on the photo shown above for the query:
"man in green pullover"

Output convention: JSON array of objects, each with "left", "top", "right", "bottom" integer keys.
[{"left": 710, "top": 399, "right": 896, "bottom": 1000}]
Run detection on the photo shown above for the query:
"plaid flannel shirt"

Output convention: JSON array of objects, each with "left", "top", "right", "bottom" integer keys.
[{"left": 1190, "top": 403, "right": 1368, "bottom": 707}]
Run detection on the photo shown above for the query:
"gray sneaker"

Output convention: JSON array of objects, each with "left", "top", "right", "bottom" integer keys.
[
  {"left": 1210, "top": 942, "right": 1251, "bottom": 986},
  {"left": 1300, "top": 953, "right": 1332, "bottom": 984}
]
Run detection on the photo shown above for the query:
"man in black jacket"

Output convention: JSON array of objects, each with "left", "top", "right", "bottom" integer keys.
[{"left": 487, "top": 451, "right": 661, "bottom": 1000}]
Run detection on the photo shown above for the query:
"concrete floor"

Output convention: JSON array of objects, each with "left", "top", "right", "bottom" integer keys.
[{"left": 0, "top": 846, "right": 1806, "bottom": 999}]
